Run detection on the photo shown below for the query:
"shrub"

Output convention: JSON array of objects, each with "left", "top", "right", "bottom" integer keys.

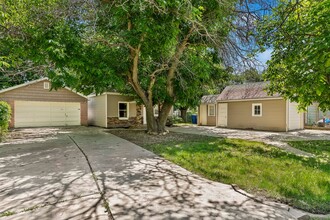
[
  {"left": 172, "top": 116, "right": 184, "bottom": 124},
  {"left": 0, "top": 101, "right": 11, "bottom": 141}
]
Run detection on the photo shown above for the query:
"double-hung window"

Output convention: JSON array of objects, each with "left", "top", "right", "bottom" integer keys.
[
  {"left": 208, "top": 104, "right": 215, "bottom": 116},
  {"left": 252, "top": 103, "right": 262, "bottom": 117},
  {"left": 118, "top": 102, "right": 129, "bottom": 119}
]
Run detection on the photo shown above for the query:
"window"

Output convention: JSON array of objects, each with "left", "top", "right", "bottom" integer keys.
[
  {"left": 154, "top": 106, "right": 159, "bottom": 117},
  {"left": 44, "top": 82, "right": 50, "bottom": 89},
  {"left": 252, "top": 103, "right": 262, "bottom": 117},
  {"left": 208, "top": 104, "right": 215, "bottom": 116},
  {"left": 118, "top": 102, "right": 129, "bottom": 119}
]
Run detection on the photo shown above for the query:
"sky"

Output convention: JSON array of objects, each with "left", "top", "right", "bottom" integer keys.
[{"left": 256, "top": 48, "right": 272, "bottom": 65}]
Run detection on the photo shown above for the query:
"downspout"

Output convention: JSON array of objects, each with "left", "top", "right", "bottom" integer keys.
[
  {"left": 215, "top": 102, "right": 218, "bottom": 127},
  {"left": 105, "top": 94, "right": 108, "bottom": 128},
  {"left": 286, "top": 100, "right": 289, "bottom": 132}
]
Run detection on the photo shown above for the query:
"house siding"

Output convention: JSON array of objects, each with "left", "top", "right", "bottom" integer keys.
[
  {"left": 207, "top": 116, "right": 216, "bottom": 126},
  {"left": 107, "top": 94, "right": 135, "bottom": 117},
  {"left": 198, "top": 104, "right": 216, "bottom": 126},
  {"left": 0, "top": 79, "right": 87, "bottom": 127},
  {"left": 88, "top": 95, "right": 107, "bottom": 127},
  {"left": 226, "top": 99, "right": 287, "bottom": 131},
  {"left": 0, "top": 80, "right": 87, "bottom": 103},
  {"left": 106, "top": 94, "right": 142, "bottom": 128}
]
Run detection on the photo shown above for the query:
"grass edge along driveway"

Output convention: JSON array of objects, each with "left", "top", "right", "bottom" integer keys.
[{"left": 143, "top": 137, "right": 330, "bottom": 214}]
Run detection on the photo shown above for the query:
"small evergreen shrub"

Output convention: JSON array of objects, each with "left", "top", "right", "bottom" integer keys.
[{"left": 0, "top": 101, "right": 11, "bottom": 141}]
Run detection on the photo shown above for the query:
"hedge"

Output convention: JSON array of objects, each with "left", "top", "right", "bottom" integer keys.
[{"left": 0, "top": 101, "right": 11, "bottom": 141}]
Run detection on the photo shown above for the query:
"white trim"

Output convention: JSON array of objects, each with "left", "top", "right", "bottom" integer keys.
[
  {"left": 118, "top": 101, "right": 129, "bottom": 120},
  {"left": 0, "top": 78, "right": 49, "bottom": 94},
  {"left": 105, "top": 94, "right": 108, "bottom": 128},
  {"left": 286, "top": 100, "right": 289, "bottom": 131},
  {"left": 208, "top": 104, "right": 216, "bottom": 116},
  {"left": 217, "top": 97, "right": 283, "bottom": 103},
  {"left": 64, "top": 87, "right": 88, "bottom": 99},
  {"left": 0, "top": 77, "right": 87, "bottom": 99},
  {"left": 104, "top": 92, "right": 122, "bottom": 95},
  {"left": 154, "top": 105, "right": 159, "bottom": 117},
  {"left": 252, "top": 103, "right": 262, "bottom": 117},
  {"left": 88, "top": 92, "right": 135, "bottom": 98}
]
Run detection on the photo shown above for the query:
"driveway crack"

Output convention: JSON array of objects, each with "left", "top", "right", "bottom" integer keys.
[{"left": 68, "top": 135, "right": 115, "bottom": 220}]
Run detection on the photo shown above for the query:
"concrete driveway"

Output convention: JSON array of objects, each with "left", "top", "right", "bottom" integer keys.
[
  {"left": 169, "top": 126, "right": 330, "bottom": 156},
  {"left": 0, "top": 127, "right": 306, "bottom": 219}
]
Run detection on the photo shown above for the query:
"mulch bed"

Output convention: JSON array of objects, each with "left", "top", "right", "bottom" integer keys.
[{"left": 107, "top": 129, "right": 212, "bottom": 147}]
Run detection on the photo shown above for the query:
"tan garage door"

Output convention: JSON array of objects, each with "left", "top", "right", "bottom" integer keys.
[{"left": 15, "top": 101, "right": 81, "bottom": 128}]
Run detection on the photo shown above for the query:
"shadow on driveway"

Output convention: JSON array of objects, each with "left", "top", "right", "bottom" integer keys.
[{"left": 0, "top": 127, "right": 298, "bottom": 219}]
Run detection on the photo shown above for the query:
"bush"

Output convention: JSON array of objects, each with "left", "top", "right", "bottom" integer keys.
[
  {"left": 172, "top": 116, "right": 184, "bottom": 124},
  {"left": 0, "top": 101, "right": 11, "bottom": 141}
]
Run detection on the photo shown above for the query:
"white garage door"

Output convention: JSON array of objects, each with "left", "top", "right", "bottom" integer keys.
[{"left": 15, "top": 101, "right": 81, "bottom": 128}]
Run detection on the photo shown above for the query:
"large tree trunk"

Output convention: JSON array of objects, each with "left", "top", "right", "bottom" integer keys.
[
  {"left": 180, "top": 107, "right": 188, "bottom": 122},
  {"left": 144, "top": 101, "right": 173, "bottom": 134}
]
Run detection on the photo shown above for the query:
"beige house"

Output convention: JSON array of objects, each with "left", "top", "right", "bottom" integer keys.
[
  {"left": 89, "top": 93, "right": 175, "bottom": 128},
  {"left": 216, "top": 82, "right": 304, "bottom": 132},
  {"left": 0, "top": 78, "right": 88, "bottom": 128},
  {"left": 305, "top": 103, "right": 330, "bottom": 126},
  {"left": 198, "top": 95, "right": 219, "bottom": 126},
  {"left": 88, "top": 93, "right": 143, "bottom": 128}
]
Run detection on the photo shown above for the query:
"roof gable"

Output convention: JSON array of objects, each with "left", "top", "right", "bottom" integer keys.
[
  {"left": 217, "top": 82, "right": 281, "bottom": 101},
  {"left": 0, "top": 78, "right": 87, "bottom": 99},
  {"left": 201, "top": 94, "right": 220, "bottom": 104}
]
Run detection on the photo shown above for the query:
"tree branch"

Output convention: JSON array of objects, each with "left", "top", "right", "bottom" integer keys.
[{"left": 166, "top": 26, "right": 194, "bottom": 98}]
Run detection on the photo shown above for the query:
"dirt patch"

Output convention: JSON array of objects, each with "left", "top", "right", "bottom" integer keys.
[{"left": 107, "top": 129, "right": 214, "bottom": 147}]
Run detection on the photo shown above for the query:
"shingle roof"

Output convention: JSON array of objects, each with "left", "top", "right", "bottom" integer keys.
[
  {"left": 201, "top": 94, "right": 220, "bottom": 104},
  {"left": 217, "top": 82, "right": 281, "bottom": 101}
]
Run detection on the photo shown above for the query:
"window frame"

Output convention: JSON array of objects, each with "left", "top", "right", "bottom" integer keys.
[
  {"left": 252, "top": 103, "right": 262, "bottom": 117},
  {"left": 44, "top": 82, "right": 50, "bottom": 89},
  {"left": 208, "top": 104, "right": 216, "bottom": 117},
  {"left": 153, "top": 105, "right": 159, "bottom": 117},
  {"left": 118, "top": 102, "right": 129, "bottom": 120}
]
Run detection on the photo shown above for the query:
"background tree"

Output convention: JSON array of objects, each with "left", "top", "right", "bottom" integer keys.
[
  {"left": 1, "top": 0, "right": 271, "bottom": 133},
  {"left": 257, "top": 0, "right": 330, "bottom": 111}
]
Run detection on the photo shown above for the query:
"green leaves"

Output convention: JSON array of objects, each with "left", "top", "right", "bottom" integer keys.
[
  {"left": 0, "top": 101, "right": 11, "bottom": 141},
  {"left": 257, "top": 0, "right": 330, "bottom": 111}
]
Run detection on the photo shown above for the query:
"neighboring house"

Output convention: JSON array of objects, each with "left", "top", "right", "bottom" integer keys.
[
  {"left": 198, "top": 95, "right": 219, "bottom": 126},
  {"left": 305, "top": 103, "right": 330, "bottom": 126},
  {"left": 88, "top": 93, "right": 143, "bottom": 128},
  {"left": 216, "top": 82, "right": 304, "bottom": 131},
  {"left": 0, "top": 78, "right": 88, "bottom": 128}
]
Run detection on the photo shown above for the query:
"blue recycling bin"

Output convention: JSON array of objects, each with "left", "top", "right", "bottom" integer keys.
[{"left": 191, "top": 114, "right": 197, "bottom": 124}]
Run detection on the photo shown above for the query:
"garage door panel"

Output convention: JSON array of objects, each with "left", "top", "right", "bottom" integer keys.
[{"left": 15, "top": 101, "right": 80, "bottom": 127}]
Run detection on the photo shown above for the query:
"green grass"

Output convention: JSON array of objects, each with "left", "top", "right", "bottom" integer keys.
[
  {"left": 0, "top": 211, "right": 16, "bottom": 217},
  {"left": 144, "top": 137, "right": 330, "bottom": 214},
  {"left": 288, "top": 140, "right": 330, "bottom": 159}
]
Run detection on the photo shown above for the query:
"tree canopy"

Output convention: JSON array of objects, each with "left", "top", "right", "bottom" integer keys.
[
  {"left": 1, "top": 0, "right": 266, "bottom": 133},
  {"left": 257, "top": 0, "right": 330, "bottom": 111}
]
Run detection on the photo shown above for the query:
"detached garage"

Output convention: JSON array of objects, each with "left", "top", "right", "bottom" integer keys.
[
  {"left": 0, "top": 78, "right": 88, "bottom": 128},
  {"left": 217, "top": 82, "right": 304, "bottom": 132},
  {"left": 198, "top": 95, "right": 219, "bottom": 126}
]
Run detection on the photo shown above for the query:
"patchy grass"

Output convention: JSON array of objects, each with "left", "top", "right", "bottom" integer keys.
[
  {"left": 0, "top": 211, "right": 16, "bottom": 217},
  {"left": 110, "top": 130, "right": 330, "bottom": 214},
  {"left": 288, "top": 140, "right": 330, "bottom": 160}
]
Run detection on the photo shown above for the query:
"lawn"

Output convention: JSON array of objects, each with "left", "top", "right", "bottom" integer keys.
[
  {"left": 288, "top": 140, "right": 330, "bottom": 159},
  {"left": 147, "top": 138, "right": 330, "bottom": 213},
  {"left": 110, "top": 130, "right": 330, "bottom": 214}
]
